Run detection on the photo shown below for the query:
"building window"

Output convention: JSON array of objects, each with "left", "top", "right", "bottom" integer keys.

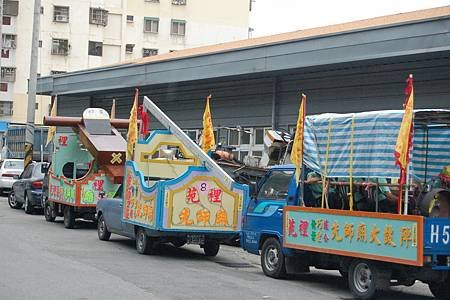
[
  {"left": 125, "top": 44, "right": 135, "bottom": 54},
  {"left": 51, "top": 38, "right": 70, "bottom": 55},
  {"left": 239, "top": 151, "right": 248, "bottom": 161},
  {"left": 4, "top": 1, "right": 19, "bottom": 16},
  {"left": 38, "top": 40, "right": 42, "bottom": 47},
  {"left": 35, "top": 103, "right": 39, "bottom": 110},
  {"left": 53, "top": 6, "right": 69, "bottom": 23},
  {"left": 1, "top": 49, "right": 9, "bottom": 58},
  {"left": 229, "top": 130, "right": 239, "bottom": 146},
  {"left": 171, "top": 19, "right": 186, "bottom": 36},
  {"left": 1, "top": 67, "right": 16, "bottom": 82},
  {"left": 0, "top": 101, "right": 13, "bottom": 116},
  {"left": 2, "top": 16, "right": 11, "bottom": 25},
  {"left": 88, "top": 41, "right": 103, "bottom": 56},
  {"left": 40, "top": 6, "right": 44, "bottom": 14},
  {"left": 145, "top": 0, "right": 160, "bottom": 2},
  {"left": 89, "top": 7, "right": 108, "bottom": 26},
  {"left": 254, "top": 128, "right": 268, "bottom": 145},
  {"left": 0, "top": 83, "right": 8, "bottom": 92},
  {"left": 144, "top": 17, "right": 159, "bottom": 33},
  {"left": 2, "top": 34, "right": 17, "bottom": 49},
  {"left": 126, "top": 15, "right": 134, "bottom": 22},
  {"left": 143, "top": 48, "right": 158, "bottom": 57},
  {"left": 240, "top": 129, "right": 251, "bottom": 144},
  {"left": 50, "top": 70, "right": 66, "bottom": 75},
  {"left": 172, "top": 0, "right": 186, "bottom": 5}
]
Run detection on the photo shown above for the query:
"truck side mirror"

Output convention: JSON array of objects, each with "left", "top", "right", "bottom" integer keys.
[{"left": 249, "top": 182, "right": 257, "bottom": 198}]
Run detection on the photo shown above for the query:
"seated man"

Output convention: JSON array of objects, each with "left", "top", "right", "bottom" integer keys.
[
  {"left": 305, "top": 171, "right": 338, "bottom": 208},
  {"left": 353, "top": 178, "right": 397, "bottom": 212}
]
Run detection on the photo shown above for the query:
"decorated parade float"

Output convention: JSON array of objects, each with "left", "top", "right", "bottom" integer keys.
[
  {"left": 241, "top": 78, "right": 450, "bottom": 299},
  {"left": 42, "top": 107, "right": 127, "bottom": 228},
  {"left": 96, "top": 94, "right": 248, "bottom": 256}
]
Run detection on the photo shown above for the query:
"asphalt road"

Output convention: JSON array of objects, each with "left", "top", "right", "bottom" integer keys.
[{"left": 0, "top": 196, "right": 435, "bottom": 300}]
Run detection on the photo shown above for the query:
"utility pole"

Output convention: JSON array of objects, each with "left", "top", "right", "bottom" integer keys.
[{"left": 25, "top": 0, "right": 41, "bottom": 168}]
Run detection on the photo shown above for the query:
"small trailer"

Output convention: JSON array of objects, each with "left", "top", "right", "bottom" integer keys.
[
  {"left": 43, "top": 108, "right": 127, "bottom": 228},
  {"left": 96, "top": 97, "right": 248, "bottom": 256},
  {"left": 241, "top": 109, "right": 450, "bottom": 299}
]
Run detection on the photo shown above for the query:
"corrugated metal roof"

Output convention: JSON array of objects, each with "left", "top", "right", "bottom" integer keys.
[{"left": 118, "top": 5, "right": 450, "bottom": 67}]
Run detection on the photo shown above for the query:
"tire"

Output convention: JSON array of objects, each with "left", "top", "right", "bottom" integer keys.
[
  {"left": 97, "top": 214, "right": 111, "bottom": 241},
  {"left": 135, "top": 228, "right": 153, "bottom": 255},
  {"left": 261, "top": 237, "right": 286, "bottom": 278},
  {"left": 348, "top": 260, "right": 381, "bottom": 300},
  {"left": 63, "top": 206, "right": 75, "bottom": 229},
  {"left": 429, "top": 278, "right": 450, "bottom": 300},
  {"left": 8, "top": 192, "right": 23, "bottom": 209},
  {"left": 44, "top": 200, "right": 56, "bottom": 222},
  {"left": 203, "top": 239, "right": 220, "bottom": 257},
  {"left": 24, "top": 194, "right": 34, "bottom": 215}
]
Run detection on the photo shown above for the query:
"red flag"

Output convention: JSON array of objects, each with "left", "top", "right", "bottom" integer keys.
[{"left": 138, "top": 104, "right": 149, "bottom": 136}]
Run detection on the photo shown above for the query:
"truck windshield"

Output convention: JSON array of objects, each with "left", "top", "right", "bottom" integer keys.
[{"left": 257, "top": 170, "right": 294, "bottom": 200}]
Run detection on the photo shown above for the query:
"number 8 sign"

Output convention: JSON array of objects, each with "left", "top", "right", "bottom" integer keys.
[{"left": 197, "top": 182, "right": 210, "bottom": 194}]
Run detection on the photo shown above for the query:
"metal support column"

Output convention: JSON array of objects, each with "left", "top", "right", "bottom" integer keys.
[
  {"left": 25, "top": 0, "right": 41, "bottom": 168},
  {"left": 271, "top": 77, "right": 278, "bottom": 130}
]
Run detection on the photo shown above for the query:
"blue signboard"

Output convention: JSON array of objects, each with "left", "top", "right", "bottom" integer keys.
[
  {"left": 424, "top": 218, "right": 450, "bottom": 255},
  {"left": 284, "top": 206, "right": 424, "bottom": 266}
]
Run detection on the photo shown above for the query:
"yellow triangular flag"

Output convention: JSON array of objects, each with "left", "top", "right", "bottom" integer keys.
[
  {"left": 291, "top": 93, "right": 306, "bottom": 185},
  {"left": 126, "top": 90, "right": 138, "bottom": 160},
  {"left": 111, "top": 99, "right": 116, "bottom": 119},
  {"left": 201, "top": 95, "right": 215, "bottom": 153},
  {"left": 45, "top": 96, "right": 57, "bottom": 146}
]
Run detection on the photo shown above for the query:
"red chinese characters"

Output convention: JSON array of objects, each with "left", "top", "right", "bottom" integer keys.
[
  {"left": 93, "top": 179, "right": 104, "bottom": 191},
  {"left": 288, "top": 218, "right": 297, "bottom": 237},
  {"left": 186, "top": 187, "right": 200, "bottom": 203},
  {"left": 299, "top": 220, "right": 309, "bottom": 237},
  {"left": 58, "top": 135, "right": 68, "bottom": 146},
  {"left": 208, "top": 188, "right": 222, "bottom": 203}
]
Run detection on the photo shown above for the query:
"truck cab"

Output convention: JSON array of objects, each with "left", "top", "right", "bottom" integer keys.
[{"left": 241, "top": 165, "right": 297, "bottom": 255}]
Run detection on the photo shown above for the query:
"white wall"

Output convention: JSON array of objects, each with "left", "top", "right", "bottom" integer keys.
[{"left": 7, "top": 0, "right": 250, "bottom": 124}]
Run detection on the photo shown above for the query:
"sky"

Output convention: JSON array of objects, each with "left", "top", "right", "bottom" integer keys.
[{"left": 250, "top": 0, "right": 450, "bottom": 37}]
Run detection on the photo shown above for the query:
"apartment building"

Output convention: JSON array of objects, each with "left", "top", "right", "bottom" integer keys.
[{"left": 0, "top": 0, "right": 250, "bottom": 125}]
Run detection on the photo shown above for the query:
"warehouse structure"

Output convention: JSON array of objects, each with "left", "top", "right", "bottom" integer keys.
[{"left": 36, "top": 6, "right": 450, "bottom": 160}]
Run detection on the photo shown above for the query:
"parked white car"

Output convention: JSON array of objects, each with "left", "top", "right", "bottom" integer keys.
[{"left": 0, "top": 159, "right": 24, "bottom": 193}]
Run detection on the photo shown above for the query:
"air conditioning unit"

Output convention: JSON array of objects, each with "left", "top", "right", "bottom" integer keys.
[
  {"left": 172, "top": 0, "right": 186, "bottom": 5},
  {"left": 55, "top": 15, "right": 68, "bottom": 22}
]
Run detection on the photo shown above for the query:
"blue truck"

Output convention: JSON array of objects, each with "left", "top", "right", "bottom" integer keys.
[{"left": 241, "top": 109, "right": 450, "bottom": 300}]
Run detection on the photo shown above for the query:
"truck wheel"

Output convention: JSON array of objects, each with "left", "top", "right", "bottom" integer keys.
[
  {"left": 261, "top": 237, "right": 286, "bottom": 278},
  {"left": 8, "top": 192, "right": 22, "bottom": 209},
  {"left": 44, "top": 201, "right": 56, "bottom": 222},
  {"left": 348, "top": 260, "right": 381, "bottom": 300},
  {"left": 24, "top": 195, "right": 34, "bottom": 214},
  {"left": 97, "top": 214, "right": 111, "bottom": 241},
  {"left": 136, "top": 228, "right": 153, "bottom": 255},
  {"left": 63, "top": 206, "right": 75, "bottom": 229},
  {"left": 203, "top": 239, "right": 220, "bottom": 257},
  {"left": 429, "top": 278, "right": 450, "bottom": 300}
]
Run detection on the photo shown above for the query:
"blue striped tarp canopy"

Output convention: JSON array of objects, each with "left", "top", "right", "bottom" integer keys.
[{"left": 303, "top": 109, "right": 450, "bottom": 182}]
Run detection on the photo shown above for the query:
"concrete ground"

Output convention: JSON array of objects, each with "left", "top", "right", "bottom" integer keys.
[{"left": 0, "top": 197, "right": 434, "bottom": 300}]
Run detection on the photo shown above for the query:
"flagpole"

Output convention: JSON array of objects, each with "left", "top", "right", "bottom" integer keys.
[{"left": 403, "top": 162, "right": 410, "bottom": 215}]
